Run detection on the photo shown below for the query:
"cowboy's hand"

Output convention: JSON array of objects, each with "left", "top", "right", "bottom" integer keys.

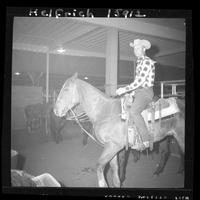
[
  {"left": 116, "top": 88, "right": 125, "bottom": 96},
  {"left": 130, "top": 90, "right": 135, "bottom": 96}
]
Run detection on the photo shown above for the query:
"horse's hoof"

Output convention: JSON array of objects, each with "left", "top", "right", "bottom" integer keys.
[
  {"left": 153, "top": 169, "right": 162, "bottom": 177},
  {"left": 119, "top": 175, "right": 125, "bottom": 184}
]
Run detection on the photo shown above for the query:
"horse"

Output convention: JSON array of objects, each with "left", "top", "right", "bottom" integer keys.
[
  {"left": 24, "top": 102, "right": 54, "bottom": 134},
  {"left": 49, "top": 108, "right": 66, "bottom": 143},
  {"left": 53, "top": 73, "right": 185, "bottom": 187},
  {"left": 24, "top": 101, "right": 88, "bottom": 144},
  {"left": 24, "top": 103, "right": 44, "bottom": 133}
]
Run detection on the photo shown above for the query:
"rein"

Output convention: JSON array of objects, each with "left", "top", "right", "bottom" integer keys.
[
  {"left": 66, "top": 112, "right": 90, "bottom": 122},
  {"left": 69, "top": 108, "right": 103, "bottom": 146}
]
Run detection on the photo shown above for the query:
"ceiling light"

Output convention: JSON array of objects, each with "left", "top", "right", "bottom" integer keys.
[
  {"left": 84, "top": 77, "right": 88, "bottom": 80},
  {"left": 14, "top": 72, "right": 20, "bottom": 75},
  {"left": 57, "top": 46, "right": 66, "bottom": 53}
]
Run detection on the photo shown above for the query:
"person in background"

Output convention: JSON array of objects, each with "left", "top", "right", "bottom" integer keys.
[{"left": 116, "top": 39, "right": 156, "bottom": 151}]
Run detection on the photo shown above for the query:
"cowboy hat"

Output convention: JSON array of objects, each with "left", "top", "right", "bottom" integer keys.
[{"left": 130, "top": 39, "right": 151, "bottom": 50}]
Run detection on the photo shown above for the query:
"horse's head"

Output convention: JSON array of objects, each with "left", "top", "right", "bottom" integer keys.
[{"left": 54, "top": 73, "right": 79, "bottom": 117}]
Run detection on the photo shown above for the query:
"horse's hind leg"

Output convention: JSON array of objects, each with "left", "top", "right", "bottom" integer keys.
[
  {"left": 153, "top": 137, "right": 171, "bottom": 176},
  {"left": 177, "top": 150, "right": 184, "bottom": 174},
  {"left": 110, "top": 155, "right": 121, "bottom": 187},
  {"left": 97, "top": 143, "right": 122, "bottom": 187},
  {"left": 174, "top": 139, "right": 184, "bottom": 174},
  {"left": 172, "top": 123, "right": 185, "bottom": 173}
]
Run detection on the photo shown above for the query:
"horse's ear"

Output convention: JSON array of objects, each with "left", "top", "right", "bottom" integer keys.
[
  {"left": 69, "top": 72, "right": 78, "bottom": 82},
  {"left": 72, "top": 72, "right": 78, "bottom": 79},
  {"left": 71, "top": 72, "right": 78, "bottom": 81}
]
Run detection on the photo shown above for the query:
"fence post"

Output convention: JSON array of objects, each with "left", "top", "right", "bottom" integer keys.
[
  {"left": 172, "top": 84, "right": 177, "bottom": 95},
  {"left": 161, "top": 82, "right": 164, "bottom": 99}
]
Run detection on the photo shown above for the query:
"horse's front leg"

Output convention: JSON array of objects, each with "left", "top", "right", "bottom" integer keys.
[
  {"left": 118, "top": 148, "right": 130, "bottom": 184},
  {"left": 97, "top": 142, "right": 121, "bottom": 187},
  {"left": 110, "top": 155, "right": 121, "bottom": 187}
]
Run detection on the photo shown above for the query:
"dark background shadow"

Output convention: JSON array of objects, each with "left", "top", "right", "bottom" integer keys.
[
  {"left": 17, "top": 154, "right": 26, "bottom": 170},
  {"left": 147, "top": 45, "right": 160, "bottom": 60}
]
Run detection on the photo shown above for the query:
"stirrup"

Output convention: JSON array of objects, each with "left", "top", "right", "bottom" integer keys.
[
  {"left": 140, "top": 141, "right": 153, "bottom": 152},
  {"left": 138, "top": 142, "right": 146, "bottom": 152},
  {"left": 131, "top": 142, "right": 145, "bottom": 151}
]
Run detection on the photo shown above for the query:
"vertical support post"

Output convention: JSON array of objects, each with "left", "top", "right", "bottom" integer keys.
[
  {"left": 172, "top": 84, "right": 177, "bottom": 95},
  {"left": 46, "top": 50, "right": 49, "bottom": 103},
  {"left": 45, "top": 49, "right": 50, "bottom": 135},
  {"left": 105, "top": 28, "right": 119, "bottom": 96},
  {"left": 159, "top": 82, "right": 163, "bottom": 130}
]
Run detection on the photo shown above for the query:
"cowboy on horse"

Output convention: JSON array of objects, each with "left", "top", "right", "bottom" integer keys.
[
  {"left": 116, "top": 39, "right": 156, "bottom": 151},
  {"left": 53, "top": 39, "right": 184, "bottom": 187}
]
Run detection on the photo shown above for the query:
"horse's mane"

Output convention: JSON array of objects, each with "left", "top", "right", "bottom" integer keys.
[
  {"left": 77, "top": 78, "right": 113, "bottom": 100},
  {"left": 74, "top": 78, "right": 121, "bottom": 121}
]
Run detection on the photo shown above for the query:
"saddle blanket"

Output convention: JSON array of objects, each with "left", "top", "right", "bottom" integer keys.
[{"left": 141, "top": 97, "right": 180, "bottom": 128}]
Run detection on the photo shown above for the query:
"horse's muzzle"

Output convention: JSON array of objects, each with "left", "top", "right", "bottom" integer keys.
[{"left": 54, "top": 106, "right": 67, "bottom": 118}]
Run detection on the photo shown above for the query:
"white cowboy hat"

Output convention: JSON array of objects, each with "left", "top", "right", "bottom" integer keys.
[{"left": 130, "top": 39, "right": 151, "bottom": 50}]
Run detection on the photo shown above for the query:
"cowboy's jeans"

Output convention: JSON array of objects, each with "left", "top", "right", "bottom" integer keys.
[{"left": 130, "top": 87, "right": 154, "bottom": 142}]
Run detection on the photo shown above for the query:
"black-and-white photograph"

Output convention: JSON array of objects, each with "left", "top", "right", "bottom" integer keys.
[{"left": 4, "top": 8, "right": 192, "bottom": 194}]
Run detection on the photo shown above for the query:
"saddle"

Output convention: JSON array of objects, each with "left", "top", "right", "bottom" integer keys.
[{"left": 121, "top": 94, "right": 180, "bottom": 150}]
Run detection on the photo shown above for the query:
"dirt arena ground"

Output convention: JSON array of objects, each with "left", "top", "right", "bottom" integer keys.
[{"left": 11, "top": 121, "right": 184, "bottom": 188}]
